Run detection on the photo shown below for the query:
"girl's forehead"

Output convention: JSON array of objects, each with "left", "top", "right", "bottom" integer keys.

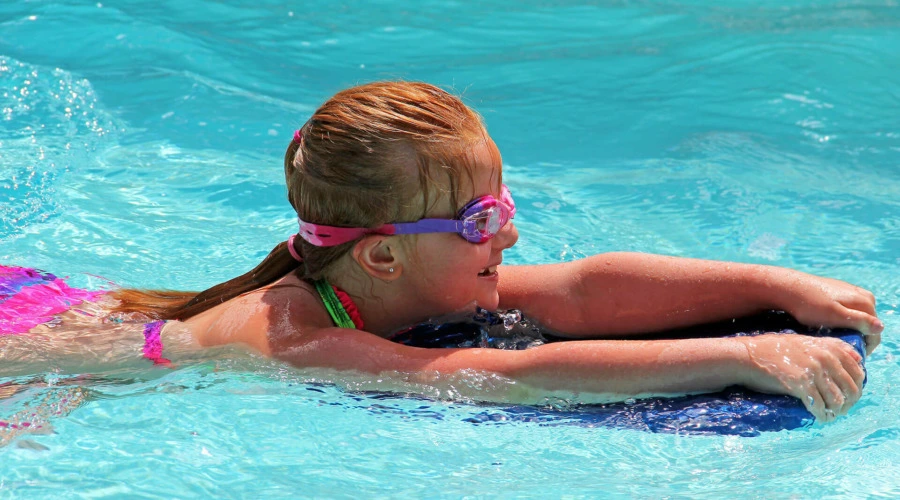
[
  {"left": 416, "top": 137, "right": 502, "bottom": 218},
  {"left": 460, "top": 138, "right": 503, "bottom": 194}
]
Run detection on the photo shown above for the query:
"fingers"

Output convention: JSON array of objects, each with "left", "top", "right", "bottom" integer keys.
[
  {"left": 745, "top": 333, "right": 868, "bottom": 423},
  {"left": 839, "top": 343, "right": 866, "bottom": 389},
  {"left": 843, "top": 306, "right": 884, "bottom": 334},
  {"left": 802, "top": 386, "right": 830, "bottom": 422},
  {"left": 790, "top": 278, "right": 881, "bottom": 347},
  {"left": 837, "top": 306, "right": 883, "bottom": 355},
  {"left": 864, "top": 331, "right": 882, "bottom": 356},
  {"left": 830, "top": 352, "right": 864, "bottom": 417},
  {"left": 850, "top": 301, "right": 885, "bottom": 355},
  {"left": 838, "top": 284, "right": 877, "bottom": 315},
  {"left": 837, "top": 284, "right": 881, "bottom": 332},
  {"left": 812, "top": 340, "right": 865, "bottom": 421}
]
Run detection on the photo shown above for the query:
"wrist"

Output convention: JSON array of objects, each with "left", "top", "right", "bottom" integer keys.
[
  {"left": 739, "top": 264, "right": 797, "bottom": 311},
  {"left": 730, "top": 336, "right": 757, "bottom": 382},
  {"left": 654, "top": 337, "right": 761, "bottom": 392},
  {"left": 730, "top": 336, "right": 780, "bottom": 393}
]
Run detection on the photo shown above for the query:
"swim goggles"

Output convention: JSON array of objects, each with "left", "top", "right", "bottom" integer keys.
[{"left": 295, "top": 184, "right": 516, "bottom": 246}]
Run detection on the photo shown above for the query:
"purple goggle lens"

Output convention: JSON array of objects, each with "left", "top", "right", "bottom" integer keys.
[{"left": 296, "top": 184, "right": 516, "bottom": 246}]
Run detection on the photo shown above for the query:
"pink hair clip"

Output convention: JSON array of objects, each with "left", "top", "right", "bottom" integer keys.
[{"left": 293, "top": 129, "right": 303, "bottom": 143}]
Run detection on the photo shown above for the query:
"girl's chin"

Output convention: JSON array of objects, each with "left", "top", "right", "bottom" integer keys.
[{"left": 474, "top": 293, "right": 500, "bottom": 311}]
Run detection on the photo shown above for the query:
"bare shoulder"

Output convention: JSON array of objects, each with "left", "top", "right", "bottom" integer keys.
[
  {"left": 181, "top": 274, "right": 333, "bottom": 355},
  {"left": 256, "top": 275, "right": 335, "bottom": 352}
]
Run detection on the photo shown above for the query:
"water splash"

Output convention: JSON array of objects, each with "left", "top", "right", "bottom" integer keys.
[{"left": 0, "top": 56, "right": 123, "bottom": 240}]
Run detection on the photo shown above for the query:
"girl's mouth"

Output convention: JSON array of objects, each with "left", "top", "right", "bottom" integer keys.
[{"left": 478, "top": 266, "right": 498, "bottom": 277}]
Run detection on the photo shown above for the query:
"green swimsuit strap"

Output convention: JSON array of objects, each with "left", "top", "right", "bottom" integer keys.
[{"left": 313, "top": 279, "right": 357, "bottom": 329}]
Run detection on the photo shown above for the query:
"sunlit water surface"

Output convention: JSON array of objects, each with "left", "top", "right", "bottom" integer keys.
[{"left": 1, "top": 0, "right": 899, "bottom": 497}]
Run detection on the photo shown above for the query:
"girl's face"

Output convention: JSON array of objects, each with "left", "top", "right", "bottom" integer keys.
[{"left": 400, "top": 138, "right": 518, "bottom": 316}]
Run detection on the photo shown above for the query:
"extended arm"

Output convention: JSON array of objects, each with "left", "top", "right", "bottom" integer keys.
[
  {"left": 497, "top": 252, "right": 882, "bottom": 353},
  {"left": 274, "top": 325, "right": 864, "bottom": 422}
]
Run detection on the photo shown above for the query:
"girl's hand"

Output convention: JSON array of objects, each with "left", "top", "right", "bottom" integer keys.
[
  {"left": 770, "top": 271, "right": 883, "bottom": 355},
  {"left": 736, "top": 334, "right": 866, "bottom": 422}
]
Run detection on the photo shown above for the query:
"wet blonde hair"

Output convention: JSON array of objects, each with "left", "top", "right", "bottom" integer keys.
[{"left": 111, "top": 81, "right": 489, "bottom": 320}]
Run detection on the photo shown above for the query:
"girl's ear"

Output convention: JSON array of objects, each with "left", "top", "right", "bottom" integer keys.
[{"left": 351, "top": 236, "right": 403, "bottom": 281}]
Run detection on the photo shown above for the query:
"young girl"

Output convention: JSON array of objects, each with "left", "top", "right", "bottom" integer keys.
[{"left": 1, "top": 82, "right": 882, "bottom": 423}]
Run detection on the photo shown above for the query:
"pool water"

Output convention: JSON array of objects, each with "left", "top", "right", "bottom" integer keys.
[{"left": 2, "top": 0, "right": 900, "bottom": 496}]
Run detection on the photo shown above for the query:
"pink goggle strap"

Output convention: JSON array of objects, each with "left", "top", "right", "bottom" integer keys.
[
  {"left": 292, "top": 184, "right": 515, "bottom": 248},
  {"left": 287, "top": 234, "right": 304, "bottom": 262},
  {"left": 500, "top": 184, "right": 516, "bottom": 218}
]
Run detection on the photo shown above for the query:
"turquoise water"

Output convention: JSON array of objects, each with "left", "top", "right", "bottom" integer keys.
[{"left": 2, "top": 0, "right": 900, "bottom": 496}]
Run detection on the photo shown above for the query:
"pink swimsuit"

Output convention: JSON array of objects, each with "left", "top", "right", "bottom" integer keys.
[{"left": 1, "top": 265, "right": 169, "bottom": 365}]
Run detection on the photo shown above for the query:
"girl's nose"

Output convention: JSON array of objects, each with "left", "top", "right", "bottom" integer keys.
[{"left": 494, "top": 221, "right": 518, "bottom": 250}]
